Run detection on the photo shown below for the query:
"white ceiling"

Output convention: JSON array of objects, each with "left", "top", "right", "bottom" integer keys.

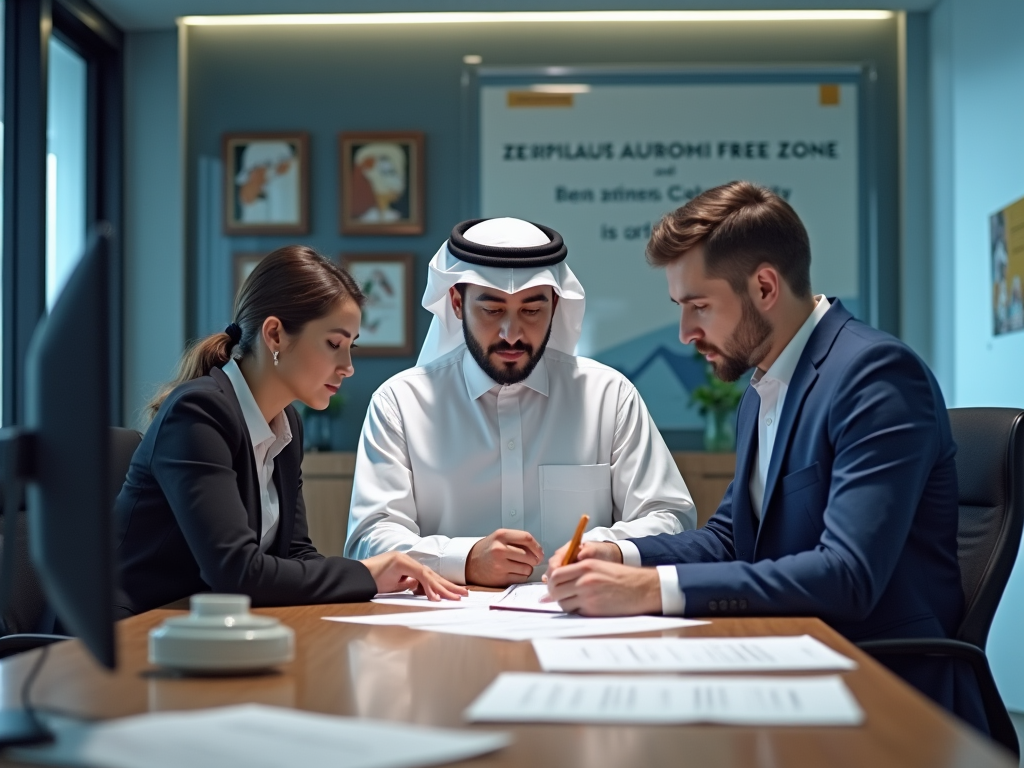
[{"left": 93, "top": 0, "right": 938, "bottom": 31}]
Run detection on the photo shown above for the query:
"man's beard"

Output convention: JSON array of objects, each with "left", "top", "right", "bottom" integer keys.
[
  {"left": 464, "top": 320, "right": 553, "bottom": 386},
  {"left": 695, "top": 295, "right": 773, "bottom": 382}
]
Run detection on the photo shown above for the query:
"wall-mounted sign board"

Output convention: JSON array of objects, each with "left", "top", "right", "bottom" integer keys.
[{"left": 469, "top": 67, "right": 871, "bottom": 431}]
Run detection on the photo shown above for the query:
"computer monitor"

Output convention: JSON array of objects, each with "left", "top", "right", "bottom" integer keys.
[
  {"left": 0, "top": 226, "right": 113, "bottom": 744},
  {"left": 24, "top": 225, "right": 113, "bottom": 669}
]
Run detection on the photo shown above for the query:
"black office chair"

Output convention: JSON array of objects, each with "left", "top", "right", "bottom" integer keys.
[
  {"left": 0, "top": 426, "right": 142, "bottom": 658},
  {"left": 858, "top": 407, "right": 1024, "bottom": 756}
]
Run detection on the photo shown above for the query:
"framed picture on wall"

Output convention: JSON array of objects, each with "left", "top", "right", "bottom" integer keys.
[
  {"left": 339, "top": 132, "right": 424, "bottom": 235},
  {"left": 223, "top": 132, "right": 309, "bottom": 235},
  {"left": 340, "top": 253, "right": 415, "bottom": 356},
  {"left": 233, "top": 251, "right": 266, "bottom": 302},
  {"left": 992, "top": 194, "right": 1024, "bottom": 336}
]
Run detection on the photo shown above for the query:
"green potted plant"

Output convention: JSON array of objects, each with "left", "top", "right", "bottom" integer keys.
[
  {"left": 689, "top": 362, "right": 743, "bottom": 452},
  {"left": 296, "top": 393, "right": 345, "bottom": 452}
]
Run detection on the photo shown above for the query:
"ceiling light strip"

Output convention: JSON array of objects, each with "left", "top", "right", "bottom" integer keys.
[{"left": 181, "top": 11, "right": 895, "bottom": 27}]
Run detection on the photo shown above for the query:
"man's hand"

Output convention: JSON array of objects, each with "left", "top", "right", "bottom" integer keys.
[
  {"left": 361, "top": 552, "right": 468, "bottom": 601},
  {"left": 544, "top": 560, "right": 661, "bottom": 616},
  {"left": 545, "top": 540, "right": 623, "bottom": 575},
  {"left": 465, "top": 529, "right": 544, "bottom": 587}
]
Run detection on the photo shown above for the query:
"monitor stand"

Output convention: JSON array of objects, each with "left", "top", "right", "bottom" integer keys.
[
  {"left": 0, "top": 710, "right": 52, "bottom": 746},
  {"left": 0, "top": 436, "right": 54, "bottom": 747}
]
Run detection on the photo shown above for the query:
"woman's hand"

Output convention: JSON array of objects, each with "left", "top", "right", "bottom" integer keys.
[{"left": 361, "top": 552, "right": 468, "bottom": 601}]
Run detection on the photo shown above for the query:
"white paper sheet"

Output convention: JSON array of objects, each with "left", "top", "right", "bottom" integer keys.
[
  {"left": 424, "top": 614, "right": 707, "bottom": 641},
  {"left": 325, "top": 608, "right": 706, "bottom": 641},
  {"left": 464, "top": 673, "right": 864, "bottom": 726},
  {"left": 13, "top": 704, "right": 509, "bottom": 768},
  {"left": 489, "top": 583, "right": 563, "bottom": 613},
  {"left": 532, "top": 635, "right": 857, "bottom": 673},
  {"left": 371, "top": 590, "right": 501, "bottom": 609}
]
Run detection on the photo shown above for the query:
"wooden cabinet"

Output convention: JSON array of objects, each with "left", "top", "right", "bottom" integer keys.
[
  {"left": 301, "top": 450, "right": 739, "bottom": 555},
  {"left": 672, "top": 451, "right": 736, "bottom": 528},
  {"left": 300, "top": 452, "right": 355, "bottom": 557}
]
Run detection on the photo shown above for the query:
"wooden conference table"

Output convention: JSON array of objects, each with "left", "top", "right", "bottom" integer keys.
[{"left": 0, "top": 602, "right": 1015, "bottom": 768}]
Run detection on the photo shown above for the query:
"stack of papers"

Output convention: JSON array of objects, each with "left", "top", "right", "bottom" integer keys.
[
  {"left": 532, "top": 635, "right": 857, "bottom": 672},
  {"left": 325, "top": 608, "right": 707, "bottom": 641},
  {"left": 14, "top": 704, "right": 509, "bottom": 768},
  {"left": 490, "top": 583, "right": 563, "bottom": 614},
  {"left": 370, "top": 590, "right": 500, "bottom": 610},
  {"left": 372, "top": 583, "right": 564, "bottom": 614},
  {"left": 465, "top": 673, "right": 864, "bottom": 726}
]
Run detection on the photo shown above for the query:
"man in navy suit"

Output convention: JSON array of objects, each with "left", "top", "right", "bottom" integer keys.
[{"left": 545, "top": 180, "right": 986, "bottom": 732}]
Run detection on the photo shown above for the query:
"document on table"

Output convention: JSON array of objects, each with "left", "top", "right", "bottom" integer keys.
[
  {"left": 325, "top": 608, "right": 707, "bottom": 641},
  {"left": 489, "top": 583, "right": 563, "bottom": 613},
  {"left": 464, "top": 673, "right": 864, "bottom": 726},
  {"left": 371, "top": 590, "right": 501, "bottom": 609},
  {"left": 13, "top": 704, "right": 509, "bottom": 768},
  {"left": 532, "top": 634, "right": 857, "bottom": 673}
]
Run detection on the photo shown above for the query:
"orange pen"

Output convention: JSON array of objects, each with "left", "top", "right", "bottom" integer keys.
[{"left": 560, "top": 514, "right": 591, "bottom": 566}]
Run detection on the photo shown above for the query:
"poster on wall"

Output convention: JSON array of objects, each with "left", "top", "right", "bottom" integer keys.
[
  {"left": 991, "top": 195, "right": 1024, "bottom": 336},
  {"left": 223, "top": 132, "right": 309, "bottom": 235},
  {"left": 339, "top": 132, "right": 425, "bottom": 236},
  {"left": 232, "top": 251, "right": 267, "bottom": 302},
  {"left": 478, "top": 73, "right": 861, "bottom": 431},
  {"left": 341, "top": 253, "right": 415, "bottom": 356}
]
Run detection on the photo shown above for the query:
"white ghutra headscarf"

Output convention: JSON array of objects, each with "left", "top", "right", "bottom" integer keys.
[{"left": 416, "top": 217, "right": 586, "bottom": 366}]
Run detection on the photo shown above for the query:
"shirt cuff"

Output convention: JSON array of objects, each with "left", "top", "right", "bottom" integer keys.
[
  {"left": 439, "top": 537, "right": 484, "bottom": 585},
  {"left": 615, "top": 539, "right": 643, "bottom": 567},
  {"left": 656, "top": 565, "right": 686, "bottom": 616}
]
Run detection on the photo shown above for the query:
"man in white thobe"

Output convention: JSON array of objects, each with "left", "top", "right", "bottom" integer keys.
[{"left": 345, "top": 218, "right": 695, "bottom": 587}]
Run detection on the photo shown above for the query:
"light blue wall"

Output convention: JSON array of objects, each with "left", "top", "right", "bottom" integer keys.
[
  {"left": 944, "top": 0, "right": 1024, "bottom": 408},
  {"left": 182, "top": 18, "right": 900, "bottom": 450},
  {"left": 899, "top": 12, "right": 933, "bottom": 370},
  {"left": 929, "top": 0, "right": 955, "bottom": 400},
  {"left": 930, "top": 0, "right": 1024, "bottom": 712},
  {"left": 123, "top": 30, "right": 184, "bottom": 428}
]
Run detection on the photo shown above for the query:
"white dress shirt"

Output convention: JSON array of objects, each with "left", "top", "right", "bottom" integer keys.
[
  {"left": 749, "top": 295, "right": 831, "bottom": 518},
  {"left": 345, "top": 345, "right": 696, "bottom": 584},
  {"left": 617, "top": 295, "right": 831, "bottom": 615},
  {"left": 221, "top": 358, "right": 293, "bottom": 554}
]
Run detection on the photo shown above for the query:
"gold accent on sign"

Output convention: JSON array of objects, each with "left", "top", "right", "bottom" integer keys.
[
  {"left": 819, "top": 84, "right": 840, "bottom": 106},
  {"left": 507, "top": 91, "right": 574, "bottom": 108}
]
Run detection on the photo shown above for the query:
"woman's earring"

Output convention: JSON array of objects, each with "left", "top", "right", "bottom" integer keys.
[{"left": 273, "top": 350, "right": 279, "bottom": 367}]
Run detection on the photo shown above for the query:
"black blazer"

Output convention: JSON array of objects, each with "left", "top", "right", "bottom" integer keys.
[{"left": 113, "top": 366, "right": 377, "bottom": 617}]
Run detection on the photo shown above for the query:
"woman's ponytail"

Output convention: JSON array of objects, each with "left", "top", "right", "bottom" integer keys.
[{"left": 146, "top": 329, "right": 237, "bottom": 420}]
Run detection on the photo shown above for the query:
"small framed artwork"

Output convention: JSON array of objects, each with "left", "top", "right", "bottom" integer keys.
[
  {"left": 340, "top": 253, "right": 415, "bottom": 356},
  {"left": 339, "top": 132, "right": 424, "bottom": 236},
  {"left": 233, "top": 251, "right": 266, "bottom": 302},
  {"left": 223, "top": 132, "right": 309, "bottom": 235}
]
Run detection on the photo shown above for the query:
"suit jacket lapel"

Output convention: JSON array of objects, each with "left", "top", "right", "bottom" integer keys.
[
  {"left": 757, "top": 361, "right": 818, "bottom": 538},
  {"left": 755, "top": 299, "right": 852, "bottom": 543},
  {"left": 210, "top": 366, "right": 263, "bottom": 538},
  {"left": 274, "top": 408, "right": 300, "bottom": 558},
  {"left": 729, "top": 388, "right": 760, "bottom": 562}
]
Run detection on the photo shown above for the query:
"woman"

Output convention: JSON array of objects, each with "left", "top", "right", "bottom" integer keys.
[{"left": 114, "top": 245, "right": 465, "bottom": 617}]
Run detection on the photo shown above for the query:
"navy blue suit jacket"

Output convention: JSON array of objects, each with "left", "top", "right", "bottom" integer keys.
[{"left": 632, "top": 300, "right": 985, "bottom": 730}]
